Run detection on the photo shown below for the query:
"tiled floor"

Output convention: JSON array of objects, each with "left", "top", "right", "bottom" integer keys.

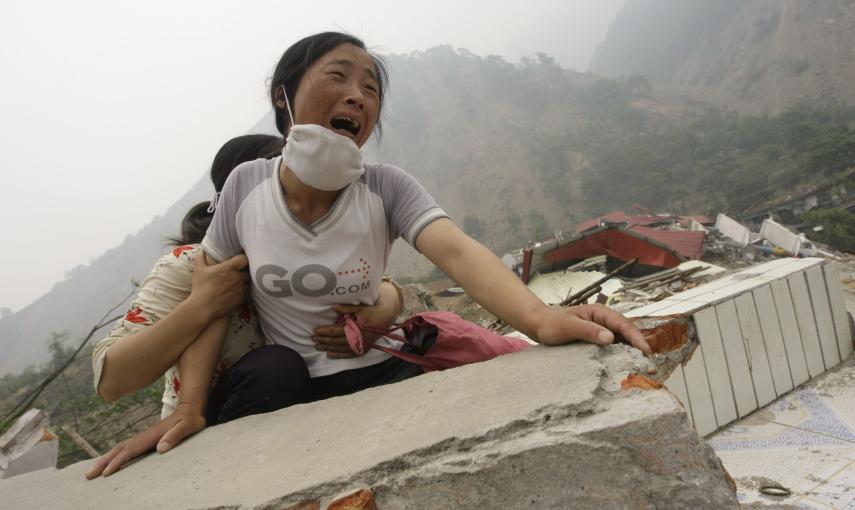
[{"left": 708, "top": 356, "right": 855, "bottom": 509}]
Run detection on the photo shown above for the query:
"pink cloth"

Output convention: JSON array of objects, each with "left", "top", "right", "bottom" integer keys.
[{"left": 342, "top": 311, "right": 531, "bottom": 371}]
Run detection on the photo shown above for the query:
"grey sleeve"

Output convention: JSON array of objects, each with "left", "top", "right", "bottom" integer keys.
[
  {"left": 367, "top": 164, "right": 448, "bottom": 247},
  {"left": 200, "top": 159, "right": 269, "bottom": 262}
]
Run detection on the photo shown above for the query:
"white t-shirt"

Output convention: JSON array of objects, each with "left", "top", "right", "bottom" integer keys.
[{"left": 201, "top": 157, "right": 447, "bottom": 377}]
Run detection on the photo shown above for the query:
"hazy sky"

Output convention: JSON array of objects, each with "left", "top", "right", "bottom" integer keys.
[{"left": 0, "top": 0, "right": 623, "bottom": 312}]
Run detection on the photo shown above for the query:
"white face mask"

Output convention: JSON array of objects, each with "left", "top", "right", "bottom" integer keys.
[{"left": 280, "top": 89, "right": 365, "bottom": 191}]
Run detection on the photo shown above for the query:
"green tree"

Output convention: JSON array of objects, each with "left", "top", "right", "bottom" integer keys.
[{"left": 804, "top": 209, "right": 855, "bottom": 253}]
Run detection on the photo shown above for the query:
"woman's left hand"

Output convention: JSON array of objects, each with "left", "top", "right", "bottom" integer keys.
[{"left": 312, "top": 282, "right": 402, "bottom": 359}]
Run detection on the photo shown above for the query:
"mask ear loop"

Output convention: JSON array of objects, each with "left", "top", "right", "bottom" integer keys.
[
  {"left": 281, "top": 86, "right": 296, "bottom": 128},
  {"left": 206, "top": 191, "right": 221, "bottom": 213}
]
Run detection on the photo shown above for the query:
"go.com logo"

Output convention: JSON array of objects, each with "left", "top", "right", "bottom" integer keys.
[{"left": 256, "top": 263, "right": 371, "bottom": 298}]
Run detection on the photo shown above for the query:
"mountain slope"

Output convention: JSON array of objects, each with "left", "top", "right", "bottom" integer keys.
[
  {"left": 0, "top": 177, "right": 212, "bottom": 374},
  {"left": 591, "top": 0, "right": 855, "bottom": 114}
]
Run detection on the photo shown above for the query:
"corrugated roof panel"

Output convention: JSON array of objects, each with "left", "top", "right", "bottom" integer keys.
[
  {"left": 527, "top": 270, "right": 624, "bottom": 305},
  {"left": 630, "top": 226, "right": 706, "bottom": 260}
]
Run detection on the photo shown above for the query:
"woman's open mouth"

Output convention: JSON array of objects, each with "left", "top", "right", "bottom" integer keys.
[{"left": 330, "top": 116, "right": 361, "bottom": 141}]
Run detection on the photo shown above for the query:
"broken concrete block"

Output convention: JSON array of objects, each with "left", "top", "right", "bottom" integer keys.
[
  {"left": 0, "top": 409, "right": 58, "bottom": 479},
  {"left": 1, "top": 345, "right": 737, "bottom": 509}
]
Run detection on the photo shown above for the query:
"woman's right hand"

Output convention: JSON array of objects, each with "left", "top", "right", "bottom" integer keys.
[
  {"left": 84, "top": 403, "right": 206, "bottom": 479},
  {"left": 187, "top": 251, "right": 250, "bottom": 320}
]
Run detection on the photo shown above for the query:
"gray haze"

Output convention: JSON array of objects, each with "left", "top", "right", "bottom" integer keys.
[{"left": 0, "top": 0, "right": 622, "bottom": 312}]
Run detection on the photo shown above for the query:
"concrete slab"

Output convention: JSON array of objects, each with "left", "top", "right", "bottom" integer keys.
[{"left": 2, "top": 344, "right": 737, "bottom": 509}]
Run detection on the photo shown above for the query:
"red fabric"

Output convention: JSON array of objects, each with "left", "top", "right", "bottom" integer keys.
[
  {"left": 629, "top": 226, "right": 706, "bottom": 260},
  {"left": 543, "top": 228, "right": 684, "bottom": 268},
  {"left": 342, "top": 312, "right": 531, "bottom": 372},
  {"left": 172, "top": 245, "right": 194, "bottom": 258}
]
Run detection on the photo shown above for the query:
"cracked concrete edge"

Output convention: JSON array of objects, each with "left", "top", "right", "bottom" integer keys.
[
  {"left": 4, "top": 344, "right": 602, "bottom": 508},
  {"left": 3, "top": 338, "right": 718, "bottom": 510},
  {"left": 249, "top": 345, "right": 726, "bottom": 510},
  {"left": 627, "top": 314, "right": 702, "bottom": 385},
  {"left": 250, "top": 392, "right": 607, "bottom": 510},
  {"left": 252, "top": 391, "right": 736, "bottom": 510}
]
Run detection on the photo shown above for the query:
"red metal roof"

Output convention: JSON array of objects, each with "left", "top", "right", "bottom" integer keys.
[
  {"left": 574, "top": 211, "right": 629, "bottom": 234},
  {"left": 543, "top": 226, "right": 685, "bottom": 269},
  {"left": 575, "top": 211, "right": 673, "bottom": 234},
  {"left": 629, "top": 226, "right": 706, "bottom": 260}
]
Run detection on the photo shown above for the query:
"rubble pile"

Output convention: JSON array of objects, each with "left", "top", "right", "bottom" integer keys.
[
  {"left": 422, "top": 208, "right": 853, "bottom": 334},
  {"left": 507, "top": 210, "right": 852, "bottom": 317}
]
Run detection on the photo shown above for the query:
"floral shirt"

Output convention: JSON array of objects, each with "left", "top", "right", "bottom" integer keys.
[{"left": 92, "top": 244, "right": 261, "bottom": 419}]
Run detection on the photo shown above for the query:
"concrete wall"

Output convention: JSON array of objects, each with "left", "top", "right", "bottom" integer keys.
[{"left": 2, "top": 344, "right": 737, "bottom": 509}]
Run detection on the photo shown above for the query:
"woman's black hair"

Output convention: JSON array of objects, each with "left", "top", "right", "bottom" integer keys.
[
  {"left": 269, "top": 32, "right": 388, "bottom": 138},
  {"left": 170, "top": 134, "right": 283, "bottom": 246}
]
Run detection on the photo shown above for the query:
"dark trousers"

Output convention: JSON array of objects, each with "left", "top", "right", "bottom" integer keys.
[{"left": 205, "top": 345, "right": 424, "bottom": 425}]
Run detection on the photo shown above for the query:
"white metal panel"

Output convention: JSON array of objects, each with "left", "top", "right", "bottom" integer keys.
[
  {"left": 788, "top": 273, "right": 826, "bottom": 377},
  {"left": 752, "top": 285, "right": 794, "bottom": 395},
  {"left": 677, "top": 260, "right": 726, "bottom": 277},
  {"left": 693, "top": 308, "right": 737, "bottom": 426},
  {"left": 624, "top": 299, "right": 686, "bottom": 318},
  {"left": 664, "top": 365, "right": 693, "bottom": 426},
  {"left": 769, "top": 279, "right": 810, "bottom": 386},
  {"left": 824, "top": 262, "right": 854, "bottom": 360},
  {"left": 635, "top": 299, "right": 706, "bottom": 317},
  {"left": 715, "top": 300, "right": 758, "bottom": 417},
  {"left": 682, "top": 344, "right": 719, "bottom": 436},
  {"left": 658, "top": 258, "right": 816, "bottom": 308},
  {"left": 734, "top": 293, "right": 777, "bottom": 407},
  {"left": 760, "top": 219, "right": 802, "bottom": 255},
  {"left": 715, "top": 213, "right": 751, "bottom": 247},
  {"left": 806, "top": 265, "right": 841, "bottom": 369},
  {"left": 762, "top": 257, "right": 824, "bottom": 278},
  {"left": 684, "top": 259, "right": 819, "bottom": 308},
  {"left": 624, "top": 258, "right": 827, "bottom": 319}
]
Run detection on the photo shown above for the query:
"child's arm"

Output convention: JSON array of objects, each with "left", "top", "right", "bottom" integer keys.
[
  {"left": 97, "top": 253, "right": 247, "bottom": 401},
  {"left": 156, "top": 316, "right": 228, "bottom": 451},
  {"left": 85, "top": 318, "right": 227, "bottom": 479}
]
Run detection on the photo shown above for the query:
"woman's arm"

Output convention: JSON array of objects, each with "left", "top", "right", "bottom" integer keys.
[
  {"left": 415, "top": 218, "right": 650, "bottom": 353},
  {"left": 97, "top": 252, "right": 248, "bottom": 401},
  {"left": 86, "top": 318, "right": 226, "bottom": 479}
]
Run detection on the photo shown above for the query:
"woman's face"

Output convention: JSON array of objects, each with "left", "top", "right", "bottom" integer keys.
[{"left": 285, "top": 43, "right": 381, "bottom": 148}]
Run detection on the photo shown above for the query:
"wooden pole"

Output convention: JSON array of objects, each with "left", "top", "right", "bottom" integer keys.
[{"left": 61, "top": 426, "right": 100, "bottom": 458}]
